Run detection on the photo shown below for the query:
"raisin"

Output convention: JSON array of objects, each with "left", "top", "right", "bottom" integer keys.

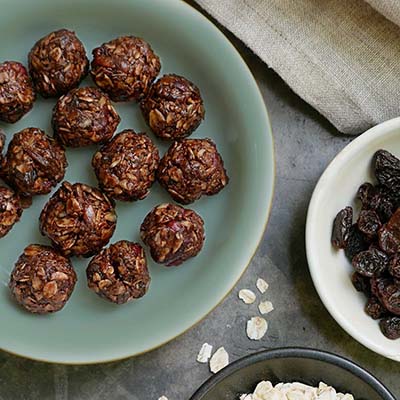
[
  {"left": 375, "top": 277, "right": 400, "bottom": 315},
  {"left": 351, "top": 272, "right": 371, "bottom": 295},
  {"left": 378, "top": 208, "right": 400, "bottom": 254},
  {"left": 374, "top": 150, "right": 400, "bottom": 192},
  {"left": 389, "top": 254, "right": 400, "bottom": 279},
  {"left": 357, "top": 182, "right": 375, "bottom": 208},
  {"left": 357, "top": 209, "right": 381, "bottom": 237},
  {"left": 345, "top": 225, "right": 369, "bottom": 261},
  {"left": 352, "top": 248, "right": 388, "bottom": 277},
  {"left": 379, "top": 316, "right": 400, "bottom": 339},
  {"left": 331, "top": 207, "right": 353, "bottom": 249},
  {"left": 365, "top": 296, "right": 387, "bottom": 319}
]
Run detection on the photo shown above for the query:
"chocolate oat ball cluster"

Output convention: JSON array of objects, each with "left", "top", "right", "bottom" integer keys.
[
  {"left": 28, "top": 29, "right": 89, "bottom": 98},
  {"left": 39, "top": 182, "right": 117, "bottom": 257},
  {"left": 92, "top": 129, "right": 159, "bottom": 201},
  {"left": 87, "top": 240, "right": 150, "bottom": 304},
  {"left": 9, "top": 244, "right": 77, "bottom": 314},
  {"left": 52, "top": 86, "right": 120, "bottom": 147},
  {"left": 0, "top": 61, "right": 35, "bottom": 123},
  {"left": 0, "top": 28, "right": 229, "bottom": 313},
  {"left": 140, "top": 74, "right": 205, "bottom": 140},
  {"left": 1, "top": 127, "right": 67, "bottom": 197}
]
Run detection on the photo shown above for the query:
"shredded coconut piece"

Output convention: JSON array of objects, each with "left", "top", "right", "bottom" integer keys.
[
  {"left": 197, "top": 343, "right": 213, "bottom": 363},
  {"left": 246, "top": 317, "right": 268, "bottom": 340},
  {"left": 239, "top": 289, "right": 256, "bottom": 304},
  {"left": 209, "top": 347, "right": 229, "bottom": 373},
  {"left": 258, "top": 300, "right": 274, "bottom": 315},
  {"left": 256, "top": 278, "right": 269, "bottom": 293},
  {"left": 240, "top": 381, "right": 354, "bottom": 400}
]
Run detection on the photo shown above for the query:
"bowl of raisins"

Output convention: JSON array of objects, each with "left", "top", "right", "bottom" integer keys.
[{"left": 306, "top": 117, "right": 400, "bottom": 361}]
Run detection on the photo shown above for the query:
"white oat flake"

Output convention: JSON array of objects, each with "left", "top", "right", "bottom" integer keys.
[
  {"left": 258, "top": 300, "right": 274, "bottom": 315},
  {"left": 246, "top": 316, "right": 268, "bottom": 340},
  {"left": 209, "top": 347, "right": 229, "bottom": 373},
  {"left": 239, "top": 381, "right": 354, "bottom": 400},
  {"left": 256, "top": 278, "right": 269, "bottom": 294},
  {"left": 197, "top": 343, "right": 213, "bottom": 363},
  {"left": 158, "top": 397, "right": 168, "bottom": 400},
  {"left": 238, "top": 289, "right": 256, "bottom": 304}
]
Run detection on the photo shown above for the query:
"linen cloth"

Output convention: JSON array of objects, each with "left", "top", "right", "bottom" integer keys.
[{"left": 195, "top": 0, "right": 400, "bottom": 134}]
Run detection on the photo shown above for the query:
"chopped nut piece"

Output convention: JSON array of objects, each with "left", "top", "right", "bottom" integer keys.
[
  {"left": 91, "top": 36, "right": 160, "bottom": 102},
  {"left": 0, "top": 61, "right": 35, "bottom": 123},
  {"left": 92, "top": 130, "right": 159, "bottom": 201},
  {"left": 140, "top": 203, "right": 204, "bottom": 266},
  {"left": 258, "top": 301, "right": 274, "bottom": 315},
  {"left": 209, "top": 347, "right": 229, "bottom": 374},
  {"left": 87, "top": 240, "right": 150, "bottom": 304},
  {"left": 28, "top": 29, "right": 89, "bottom": 97},
  {"left": 157, "top": 138, "right": 229, "bottom": 204},
  {"left": 197, "top": 343, "right": 213, "bottom": 363},
  {"left": 39, "top": 182, "right": 117, "bottom": 257},
  {"left": 9, "top": 244, "right": 77, "bottom": 314},
  {"left": 256, "top": 278, "right": 269, "bottom": 294},
  {"left": 246, "top": 317, "right": 268, "bottom": 340},
  {"left": 238, "top": 289, "right": 256, "bottom": 304},
  {"left": 52, "top": 86, "right": 120, "bottom": 147},
  {"left": 141, "top": 74, "right": 204, "bottom": 140},
  {"left": 1, "top": 127, "right": 67, "bottom": 196}
]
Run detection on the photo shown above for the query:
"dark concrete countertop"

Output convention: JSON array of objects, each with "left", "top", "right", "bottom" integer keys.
[{"left": 1, "top": 3, "right": 398, "bottom": 399}]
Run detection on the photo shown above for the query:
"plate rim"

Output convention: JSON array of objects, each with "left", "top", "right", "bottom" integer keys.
[
  {"left": 306, "top": 116, "right": 400, "bottom": 362},
  {"left": 0, "top": 0, "right": 275, "bottom": 364}
]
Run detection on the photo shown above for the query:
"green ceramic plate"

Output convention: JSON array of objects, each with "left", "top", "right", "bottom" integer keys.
[{"left": 0, "top": 0, "right": 274, "bottom": 364}]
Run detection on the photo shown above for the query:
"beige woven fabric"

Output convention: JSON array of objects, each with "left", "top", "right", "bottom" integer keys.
[{"left": 195, "top": 0, "right": 400, "bottom": 134}]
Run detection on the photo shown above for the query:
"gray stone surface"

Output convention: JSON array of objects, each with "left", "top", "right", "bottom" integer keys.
[{"left": 1, "top": 4, "right": 399, "bottom": 399}]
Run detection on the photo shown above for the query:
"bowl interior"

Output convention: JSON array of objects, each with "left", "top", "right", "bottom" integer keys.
[
  {"left": 0, "top": 0, "right": 274, "bottom": 363},
  {"left": 191, "top": 349, "right": 394, "bottom": 400},
  {"left": 306, "top": 118, "right": 400, "bottom": 361}
]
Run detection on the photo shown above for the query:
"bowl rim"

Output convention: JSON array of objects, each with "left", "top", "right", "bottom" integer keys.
[
  {"left": 190, "top": 347, "right": 396, "bottom": 400},
  {"left": 306, "top": 116, "right": 400, "bottom": 362}
]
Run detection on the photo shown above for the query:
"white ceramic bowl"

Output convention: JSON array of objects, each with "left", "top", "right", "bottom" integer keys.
[{"left": 306, "top": 117, "right": 400, "bottom": 362}]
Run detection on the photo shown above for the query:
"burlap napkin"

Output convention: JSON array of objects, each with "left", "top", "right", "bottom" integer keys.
[{"left": 195, "top": 0, "right": 400, "bottom": 134}]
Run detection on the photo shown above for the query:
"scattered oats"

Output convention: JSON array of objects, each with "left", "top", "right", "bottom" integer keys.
[
  {"left": 158, "top": 397, "right": 168, "bottom": 400},
  {"left": 258, "top": 300, "right": 274, "bottom": 315},
  {"left": 197, "top": 343, "right": 213, "bottom": 363},
  {"left": 256, "top": 278, "right": 269, "bottom": 293},
  {"left": 238, "top": 289, "right": 256, "bottom": 304},
  {"left": 209, "top": 347, "right": 229, "bottom": 373},
  {"left": 239, "top": 381, "right": 354, "bottom": 400},
  {"left": 246, "top": 317, "right": 268, "bottom": 340}
]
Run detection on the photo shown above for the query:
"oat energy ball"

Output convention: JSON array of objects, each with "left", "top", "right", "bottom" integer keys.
[
  {"left": 9, "top": 244, "right": 77, "bottom": 314},
  {"left": 157, "top": 139, "right": 229, "bottom": 204},
  {"left": 2, "top": 127, "right": 67, "bottom": 196},
  {"left": 40, "top": 182, "right": 117, "bottom": 257},
  {"left": 0, "top": 61, "right": 36, "bottom": 123},
  {"left": 87, "top": 240, "right": 150, "bottom": 304},
  {"left": 141, "top": 74, "right": 205, "bottom": 140},
  {"left": 91, "top": 36, "right": 161, "bottom": 102},
  {"left": 140, "top": 203, "right": 205, "bottom": 266},
  {"left": 0, "top": 186, "right": 22, "bottom": 238},
  {"left": 92, "top": 130, "right": 159, "bottom": 201},
  {"left": 28, "top": 29, "right": 89, "bottom": 98},
  {"left": 52, "top": 87, "right": 120, "bottom": 147}
]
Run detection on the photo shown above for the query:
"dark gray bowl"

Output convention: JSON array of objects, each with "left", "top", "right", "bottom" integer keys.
[{"left": 190, "top": 348, "right": 395, "bottom": 400}]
